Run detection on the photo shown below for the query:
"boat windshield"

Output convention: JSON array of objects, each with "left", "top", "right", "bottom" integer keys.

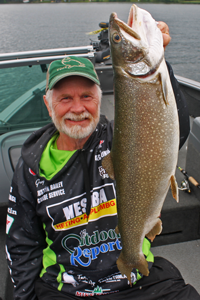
[{"left": 0, "top": 64, "right": 51, "bottom": 135}]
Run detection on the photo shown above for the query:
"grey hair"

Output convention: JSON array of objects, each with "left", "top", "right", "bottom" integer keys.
[
  {"left": 45, "top": 83, "right": 102, "bottom": 110},
  {"left": 45, "top": 89, "right": 53, "bottom": 110}
]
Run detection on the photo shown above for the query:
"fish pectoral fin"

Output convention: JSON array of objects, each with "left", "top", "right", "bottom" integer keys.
[
  {"left": 102, "top": 153, "right": 115, "bottom": 180},
  {"left": 159, "top": 72, "right": 169, "bottom": 106},
  {"left": 146, "top": 218, "right": 162, "bottom": 242},
  {"left": 170, "top": 175, "right": 179, "bottom": 203}
]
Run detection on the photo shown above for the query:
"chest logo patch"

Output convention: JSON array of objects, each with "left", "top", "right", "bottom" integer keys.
[{"left": 46, "top": 183, "right": 116, "bottom": 231}]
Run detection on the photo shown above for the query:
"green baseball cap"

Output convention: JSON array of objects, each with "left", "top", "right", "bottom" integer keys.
[{"left": 46, "top": 56, "right": 100, "bottom": 91}]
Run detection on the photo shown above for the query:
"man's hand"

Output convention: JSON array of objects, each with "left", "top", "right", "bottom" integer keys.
[{"left": 157, "top": 21, "right": 171, "bottom": 49}]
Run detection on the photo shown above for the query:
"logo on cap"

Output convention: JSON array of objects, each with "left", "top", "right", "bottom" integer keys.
[{"left": 58, "top": 57, "right": 86, "bottom": 71}]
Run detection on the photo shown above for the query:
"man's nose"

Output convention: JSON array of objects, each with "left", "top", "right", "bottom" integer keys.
[{"left": 70, "top": 98, "right": 86, "bottom": 114}]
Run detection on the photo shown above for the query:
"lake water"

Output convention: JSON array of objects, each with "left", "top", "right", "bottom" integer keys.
[{"left": 0, "top": 3, "right": 199, "bottom": 82}]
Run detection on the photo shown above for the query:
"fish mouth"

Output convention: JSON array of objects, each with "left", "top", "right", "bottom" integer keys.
[
  {"left": 109, "top": 6, "right": 164, "bottom": 79},
  {"left": 110, "top": 12, "right": 141, "bottom": 41},
  {"left": 127, "top": 4, "right": 138, "bottom": 28}
]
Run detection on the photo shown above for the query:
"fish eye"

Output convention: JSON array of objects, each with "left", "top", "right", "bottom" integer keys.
[{"left": 113, "top": 33, "right": 121, "bottom": 43}]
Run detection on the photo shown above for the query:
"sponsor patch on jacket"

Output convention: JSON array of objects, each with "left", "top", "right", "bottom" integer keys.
[
  {"left": 6, "top": 214, "right": 14, "bottom": 234},
  {"left": 46, "top": 183, "right": 116, "bottom": 231},
  {"left": 76, "top": 286, "right": 118, "bottom": 297}
]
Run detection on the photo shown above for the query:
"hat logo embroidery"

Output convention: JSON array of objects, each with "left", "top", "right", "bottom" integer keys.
[{"left": 57, "top": 57, "right": 85, "bottom": 71}]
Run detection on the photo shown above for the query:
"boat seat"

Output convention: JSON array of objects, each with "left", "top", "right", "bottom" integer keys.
[{"left": 153, "top": 117, "right": 200, "bottom": 247}]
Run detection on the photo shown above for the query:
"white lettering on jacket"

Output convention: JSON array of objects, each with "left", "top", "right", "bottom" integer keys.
[
  {"left": 49, "top": 189, "right": 65, "bottom": 199},
  {"left": 50, "top": 181, "right": 63, "bottom": 191},
  {"left": 37, "top": 181, "right": 65, "bottom": 203},
  {"left": 63, "top": 198, "right": 87, "bottom": 220},
  {"left": 9, "top": 194, "right": 16, "bottom": 203},
  {"left": 95, "top": 149, "right": 110, "bottom": 161},
  {"left": 62, "top": 189, "right": 108, "bottom": 220},
  {"left": 8, "top": 208, "right": 17, "bottom": 215}
]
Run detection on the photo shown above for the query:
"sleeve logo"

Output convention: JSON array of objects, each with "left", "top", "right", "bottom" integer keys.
[{"left": 6, "top": 214, "right": 14, "bottom": 234}]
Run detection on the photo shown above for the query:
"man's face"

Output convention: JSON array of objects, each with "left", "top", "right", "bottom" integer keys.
[{"left": 45, "top": 76, "right": 101, "bottom": 140}]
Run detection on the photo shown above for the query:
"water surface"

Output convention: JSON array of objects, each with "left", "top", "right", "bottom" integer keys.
[{"left": 0, "top": 3, "right": 199, "bottom": 81}]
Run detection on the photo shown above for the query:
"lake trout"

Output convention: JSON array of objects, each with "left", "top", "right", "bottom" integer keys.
[{"left": 102, "top": 5, "right": 179, "bottom": 282}]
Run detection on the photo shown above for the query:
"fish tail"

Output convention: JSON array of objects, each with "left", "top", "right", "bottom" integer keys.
[{"left": 117, "top": 252, "right": 149, "bottom": 285}]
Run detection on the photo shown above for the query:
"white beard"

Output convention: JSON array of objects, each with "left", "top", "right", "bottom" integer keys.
[{"left": 51, "top": 110, "right": 100, "bottom": 140}]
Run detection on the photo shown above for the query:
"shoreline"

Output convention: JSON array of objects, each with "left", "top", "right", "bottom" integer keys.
[{"left": 1, "top": 1, "right": 200, "bottom": 4}]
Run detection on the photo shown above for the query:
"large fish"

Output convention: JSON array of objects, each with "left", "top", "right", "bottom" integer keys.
[{"left": 102, "top": 4, "right": 179, "bottom": 282}]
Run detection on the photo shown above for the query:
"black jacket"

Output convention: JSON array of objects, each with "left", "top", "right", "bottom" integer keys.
[
  {"left": 7, "top": 120, "right": 147, "bottom": 299},
  {"left": 6, "top": 63, "right": 190, "bottom": 300},
  {"left": 166, "top": 61, "right": 190, "bottom": 149}
]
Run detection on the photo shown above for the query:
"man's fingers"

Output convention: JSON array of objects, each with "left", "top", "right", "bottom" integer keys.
[
  {"left": 157, "top": 21, "right": 171, "bottom": 49},
  {"left": 157, "top": 21, "right": 170, "bottom": 34}
]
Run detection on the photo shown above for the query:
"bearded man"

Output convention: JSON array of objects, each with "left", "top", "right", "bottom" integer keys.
[{"left": 6, "top": 54, "right": 200, "bottom": 300}]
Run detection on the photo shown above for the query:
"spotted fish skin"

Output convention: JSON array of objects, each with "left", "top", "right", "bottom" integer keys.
[{"left": 103, "top": 5, "right": 179, "bottom": 282}]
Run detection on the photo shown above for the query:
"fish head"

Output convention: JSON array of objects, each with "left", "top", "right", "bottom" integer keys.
[{"left": 109, "top": 5, "right": 164, "bottom": 77}]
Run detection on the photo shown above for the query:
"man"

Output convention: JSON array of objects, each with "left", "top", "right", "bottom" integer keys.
[{"left": 6, "top": 27, "right": 199, "bottom": 300}]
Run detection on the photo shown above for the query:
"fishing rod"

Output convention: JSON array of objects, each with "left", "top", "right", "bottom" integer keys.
[{"left": 177, "top": 166, "right": 200, "bottom": 193}]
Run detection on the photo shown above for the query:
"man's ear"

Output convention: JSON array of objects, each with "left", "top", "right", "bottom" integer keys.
[{"left": 43, "top": 95, "right": 52, "bottom": 118}]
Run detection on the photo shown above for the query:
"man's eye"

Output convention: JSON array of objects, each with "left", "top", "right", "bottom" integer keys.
[
  {"left": 83, "top": 95, "right": 91, "bottom": 99},
  {"left": 61, "top": 97, "right": 70, "bottom": 101}
]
